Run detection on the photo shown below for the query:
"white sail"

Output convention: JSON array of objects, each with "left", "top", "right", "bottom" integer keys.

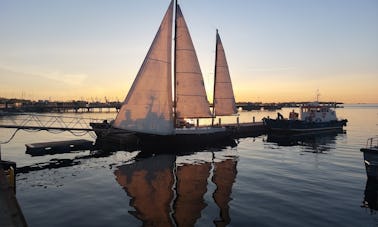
[
  {"left": 113, "top": 1, "right": 174, "bottom": 135},
  {"left": 175, "top": 5, "right": 212, "bottom": 119},
  {"left": 213, "top": 30, "right": 237, "bottom": 116}
]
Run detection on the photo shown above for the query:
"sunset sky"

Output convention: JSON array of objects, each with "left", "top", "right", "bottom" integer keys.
[{"left": 0, "top": 0, "right": 377, "bottom": 103}]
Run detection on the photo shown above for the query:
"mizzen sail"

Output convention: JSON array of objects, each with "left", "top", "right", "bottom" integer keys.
[
  {"left": 175, "top": 5, "right": 212, "bottom": 119},
  {"left": 113, "top": 1, "right": 174, "bottom": 135},
  {"left": 213, "top": 30, "right": 237, "bottom": 116}
]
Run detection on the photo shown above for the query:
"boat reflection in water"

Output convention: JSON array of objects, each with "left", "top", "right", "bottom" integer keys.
[
  {"left": 266, "top": 130, "right": 344, "bottom": 152},
  {"left": 362, "top": 178, "right": 378, "bottom": 213},
  {"left": 114, "top": 150, "right": 237, "bottom": 226}
]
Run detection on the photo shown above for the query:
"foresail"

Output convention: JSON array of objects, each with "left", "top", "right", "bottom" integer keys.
[
  {"left": 113, "top": 1, "right": 174, "bottom": 135},
  {"left": 175, "top": 5, "right": 212, "bottom": 119},
  {"left": 213, "top": 31, "right": 237, "bottom": 116}
]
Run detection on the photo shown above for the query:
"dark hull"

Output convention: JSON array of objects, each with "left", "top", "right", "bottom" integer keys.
[
  {"left": 361, "top": 147, "right": 378, "bottom": 179},
  {"left": 91, "top": 122, "right": 237, "bottom": 152},
  {"left": 137, "top": 130, "right": 236, "bottom": 152},
  {"left": 362, "top": 178, "right": 378, "bottom": 212},
  {"left": 90, "top": 122, "right": 121, "bottom": 137},
  {"left": 263, "top": 119, "right": 347, "bottom": 133},
  {"left": 90, "top": 122, "right": 139, "bottom": 150}
]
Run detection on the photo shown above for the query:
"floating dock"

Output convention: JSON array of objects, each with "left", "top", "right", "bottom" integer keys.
[
  {"left": 25, "top": 139, "right": 94, "bottom": 156},
  {"left": 225, "top": 122, "right": 267, "bottom": 138}
]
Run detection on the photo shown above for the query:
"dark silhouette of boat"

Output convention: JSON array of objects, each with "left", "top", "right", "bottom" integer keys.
[
  {"left": 361, "top": 137, "right": 378, "bottom": 179},
  {"left": 264, "top": 102, "right": 347, "bottom": 132}
]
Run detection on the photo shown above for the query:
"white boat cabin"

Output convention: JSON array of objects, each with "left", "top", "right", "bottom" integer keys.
[{"left": 289, "top": 102, "right": 337, "bottom": 122}]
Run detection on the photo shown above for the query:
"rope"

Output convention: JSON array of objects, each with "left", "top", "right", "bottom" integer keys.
[
  {"left": 0, "top": 129, "right": 20, "bottom": 145},
  {"left": 0, "top": 128, "right": 97, "bottom": 145}
]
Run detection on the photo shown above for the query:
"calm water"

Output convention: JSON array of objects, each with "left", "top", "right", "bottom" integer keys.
[{"left": 1, "top": 104, "right": 377, "bottom": 226}]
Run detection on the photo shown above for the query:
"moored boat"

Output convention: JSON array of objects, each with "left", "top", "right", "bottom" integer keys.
[
  {"left": 91, "top": 0, "right": 238, "bottom": 149},
  {"left": 361, "top": 137, "right": 378, "bottom": 179},
  {"left": 263, "top": 102, "right": 348, "bottom": 132}
]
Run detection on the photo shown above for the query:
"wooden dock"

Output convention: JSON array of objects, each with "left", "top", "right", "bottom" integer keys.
[
  {"left": 225, "top": 122, "right": 267, "bottom": 138},
  {"left": 26, "top": 139, "right": 94, "bottom": 156}
]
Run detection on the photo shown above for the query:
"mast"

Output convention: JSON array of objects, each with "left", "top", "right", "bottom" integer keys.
[
  {"left": 212, "top": 29, "right": 219, "bottom": 126},
  {"left": 173, "top": 0, "right": 178, "bottom": 128}
]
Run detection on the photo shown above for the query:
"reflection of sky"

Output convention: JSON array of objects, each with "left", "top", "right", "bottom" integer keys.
[{"left": 0, "top": 0, "right": 377, "bottom": 103}]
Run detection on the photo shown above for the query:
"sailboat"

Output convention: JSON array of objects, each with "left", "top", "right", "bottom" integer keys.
[{"left": 92, "top": 0, "right": 237, "bottom": 148}]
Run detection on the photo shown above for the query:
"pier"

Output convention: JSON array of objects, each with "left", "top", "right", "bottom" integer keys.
[
  {"left": 0, "top": 99, "right": 121, "bottom": 113},
  {"left": 0, "top": 98, "right": 344, "bottom": 113}
]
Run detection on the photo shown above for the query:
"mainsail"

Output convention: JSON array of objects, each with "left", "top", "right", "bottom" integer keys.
[
  {"left": 213, "top": 30, "right": 237, "bottom": 116},
  {"left": 113, "top": 2, "right": 174, "bottom": 135},
  {"left": 175, "top": 5, "right": 212, "bottom": 119}
]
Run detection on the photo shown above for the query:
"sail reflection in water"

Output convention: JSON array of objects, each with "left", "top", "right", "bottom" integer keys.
[
  {"left": 114, "top": 152, "right": 237, "bottom": 226},
  {"left": 212, "top": 158, "right": 237, "bottom": 225}
]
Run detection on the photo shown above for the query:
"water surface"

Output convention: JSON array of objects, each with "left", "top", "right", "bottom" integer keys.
[{"left": 0, "top": 104, "right": 377, "bottom": 226}]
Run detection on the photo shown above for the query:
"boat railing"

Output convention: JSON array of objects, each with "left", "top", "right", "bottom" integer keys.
[{"left": 365, "top": 137, "right": 378, "bottom": 149}]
